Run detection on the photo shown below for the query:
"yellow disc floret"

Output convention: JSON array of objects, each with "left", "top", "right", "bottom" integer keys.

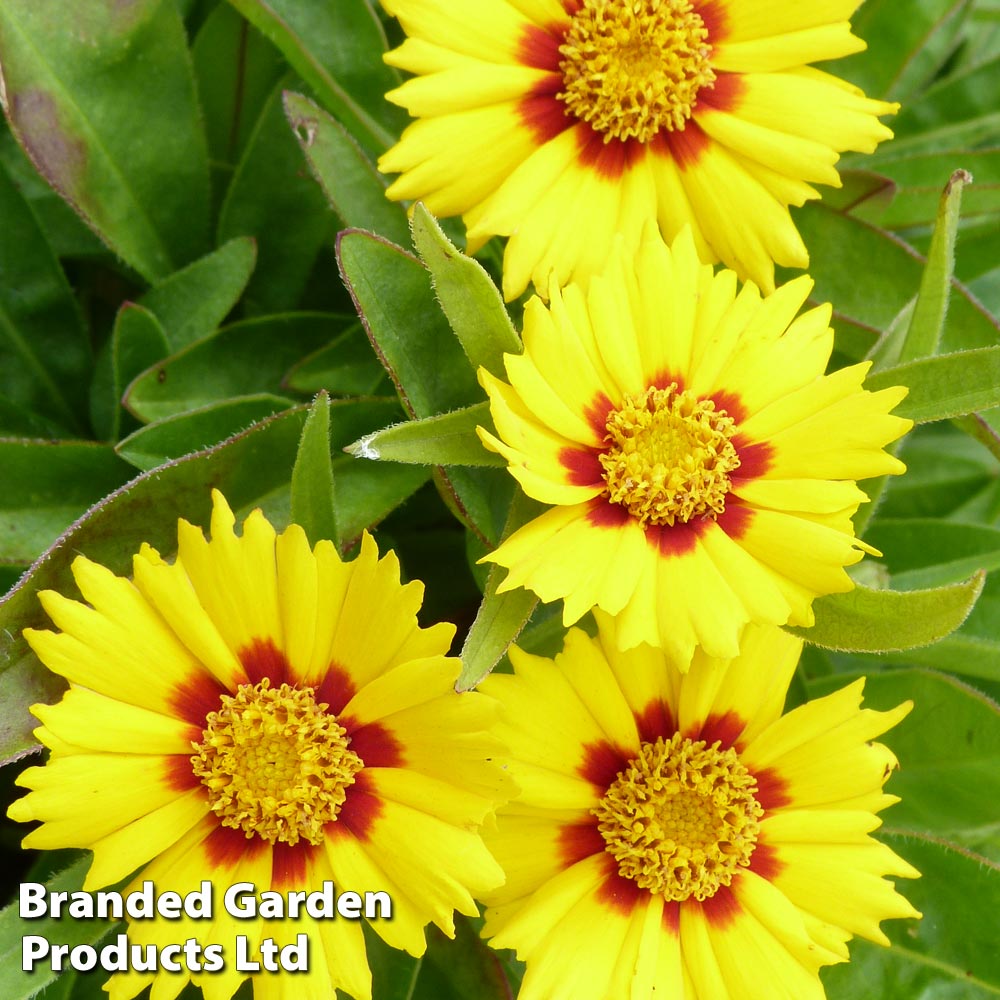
[
  {"left": 599, "top": 384, "right": 740, "bottom": 526},
  {"left": 191, "top": 679, "right": 363, "bottom": 846},
  {"left": 558, "top": 0, "right": 716, "bottom": 143},
  {"left": 594, "top": 734, "right": 762, "bottom": 901}
]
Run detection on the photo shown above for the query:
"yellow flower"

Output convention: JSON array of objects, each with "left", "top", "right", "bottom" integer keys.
[
  {"left": 8, "top": 491, "right": 506, "bottom": 1000},
  {"left": 478, "top": 228, "right": 911, "bottom": 661},
  {"left": 480, "top": 616, "right": 920, "bottom": 1000},
  {"left": 378, "top": 0, "right": 897, "bottom": 299}
]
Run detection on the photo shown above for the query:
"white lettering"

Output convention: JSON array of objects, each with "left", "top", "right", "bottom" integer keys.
[
  {"left": 21, "top": 936, "right": 49, "bottom": 971},
  {"left": 365, "top": 891, "right": 392, "bottom": 919},
  {"left": 337, "top": 891, "right": 362, "bottom": 919},
  {"left": 234, "top": 934, "right": 259, "bottom": 970},
  {"left": 18, "top": 884, "right": 47, "bottom": 919},
  {"left": 224, "top": 883, "right": 258, "bottom": 919}
]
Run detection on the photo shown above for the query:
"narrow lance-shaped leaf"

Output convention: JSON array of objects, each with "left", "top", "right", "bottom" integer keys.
[
  {"left": 324, "top": 396, "right": 430, "bottom": 552},
  {"left": 346, "top": 402, "right": 505, "bottom": 468},
  {"left": 139, "top": 237, "right": 257, "bottom": 352},
  {"left": 0, "top": 158, "right": 89, "bottom": 434},
  {"left": 291, "top": 391, "right": 337, "bottom": 546},
  {"left": 785, "top": 572, "right": 984, "bottom": 652},
  {"left": 457, "top": 491, "right": 542, "bottom": 691},
  {"left": 89, "top": 303, "right": 170, "bottom": 442},
  {"left": 336, "top": 230, "right": 500, "bottom": 541},
  {"left": 866, "top": 345, "right": 1000, "bottom": 424},
  {"left": 224, "top": 0, "right": 401, "bottom": 154},
  {"left": 217, "top": 79, "right": 332, "bottom": 315},
  {"left": 123, "top": 313, "right": 338, "bottom": 423},
  {"left": 410, "top": 203, "right": 521, "bottom": 378},
  {"left": 867, "top": 518, "right": 1000, "bottom": 592},
  {"left": 115, "top": 395, "right": 293, "bottom": 473},
  {"left": 284, "top": 91, "right": 410, "bottom": 247},
  {"left": 337, "top": 230, "right": 481, "bottom": 418},
  {"left": 899, "top": 169, "right": 970, "bottom": 363}
]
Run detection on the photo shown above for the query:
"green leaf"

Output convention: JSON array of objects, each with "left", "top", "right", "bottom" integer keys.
[
  {"left": 346, "top": 402, "right": 505, "bottom": 467},
  {"left": 337, "top": 230, "right": 500, "bottom": 542},
  {"left": 457, "top": 491, "right": 541, "bottom": 691},
  {"left": 333, "top": 462, "right": 431, "bottom": 550},
  {"left": 139, "top": 237, "right": 258, "bottom": 352},
  {"left": 325, "top": 396, "right": 431, "bottom": 549},
  {"left": 291, "top": 391, "right": 337, "bottom": 546},
  {"left": 954, "top": 412, "right": 1000, "bottom": 464},
  {"left": 877, "top": 425, "right": 996, "bottom": 522},
  {"left": 867, "top": 346, "right": 1000, "bottom": 424},
  {"left": 0, "top": 653, "right": 68, "bottom": 766},
  {"left": 0, "top": 395, "right": 66, "bottom": 439},
  {"left": 337, "top": 230, "right": 481, "bottom": 419},
  {"left": 123, "top": 313, "right": 339, "bottom": 422},
  {"left": 115, "top": 395, "right": 292, "bottom": 471},
  {"left": 284, "top": 323, "right": 390, "bottom": 396},
  {"left": 217, "top": 80, "right": 332, "bottom": 314},
  {"left": 191, "top": 3, "right": 285, "bottom": 175},
  {"left": 434, "top": 466, "right": 517, "bottom": 548},
  {"left": 821, "top": 833, "right": 1000, "bottom": 999},
  {"left": 891, "top": 52, "right": 1000, "bottom": 147},
  {"left": 0, "top": 159, "right": 89, "bottom": 434},
  {"left": 283, "top": 90, "right": 410, "bottom": 246},
  {"left": 224, "top": 0, "right": 403, "bottom": 154},
  {"left": 418, "top": 918, "right": 516, "bottom": 1000},
  {"left": 363, "top": 924, "right": 422, "bottom": 1000},
  {"left": 0, "top": 439, "right": 133, "bottom": 565},
  {"left": 867, "top": 518, "right": 1000, "bottom": 591},
  {"left": 410, "top": 204, "right": 521, "bottom": 378},
  {"left": 0, "top": 0, "right": 210, "bottom": 280},
  {"left": 866, "top": 633, "right": 1000, "bottom": 685},
  {"left": 0, "top": 406, "right": 311, "bottom": 761},
  {"left": 0, "top": 857, "right": 119, "bottom": 1000},
  {"left": 89, "top": 303, "right": 170, "bottom": 442},
  {"left": 899, "top": 170, "right": 969, "bottom": 364},
  {"left": 785, "top": 574, "right": 984, "bottom": 652},
  {"left": 0, "top": 129, "right": 107, "bottom": 262}
]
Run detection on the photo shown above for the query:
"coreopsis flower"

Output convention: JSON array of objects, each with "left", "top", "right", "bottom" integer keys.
[
  {"left": 478, "top": 228, "right": 911, "bottom": 661},
  {"left": 378, "top": 0, "right": 897, "bottom": 299},
  {"left": 8, "top": 491, "right": 507, "bottom": 1000},
  {"left": 480, "top": 615, "right": 920, "bottom": 1000}
]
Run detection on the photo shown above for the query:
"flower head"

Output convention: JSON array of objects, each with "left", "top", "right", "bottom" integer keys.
[
  {"left": 378, "top": 0, "right": 897, "bottom": 299},
  {"left": 8, "top": 491, "right": 507, "bottom": 1000},
  {"left": 478, "top": 228, "right": 911, "bottom": 661},
  {"left": 480, "top": 616, "right": 920, "bottom": 1000}
]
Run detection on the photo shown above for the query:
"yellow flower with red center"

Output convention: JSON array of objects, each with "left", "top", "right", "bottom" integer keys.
[
  {"left": 378, "top": 0, "right": 897, "bottom": 299},
  {"left": 8, "top": 492, "right": 507, "bottom": 1000},
  {"left": 478, "top": 228, "right": 911, "bottom": 661},
  {"left": 480, "top": 615, "right": 920, "bottom": 1000}
]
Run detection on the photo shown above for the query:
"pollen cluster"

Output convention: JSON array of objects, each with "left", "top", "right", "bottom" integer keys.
[
  {"left": 599, "top": 384, "right": 740, "bottom": 526},
  {"left": 191, "top": 679, "right": 364, "bottom": 846},
  {"left": 594, "top": 733, "right": 762, "bottom": 901},
  {"left": 557, "top": 0, "right": 716, "bottom": 143}
]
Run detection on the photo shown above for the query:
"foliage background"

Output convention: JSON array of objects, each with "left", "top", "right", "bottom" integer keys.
[{"left": 0, "top": 1, "right": 999, "bottom": 998}]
